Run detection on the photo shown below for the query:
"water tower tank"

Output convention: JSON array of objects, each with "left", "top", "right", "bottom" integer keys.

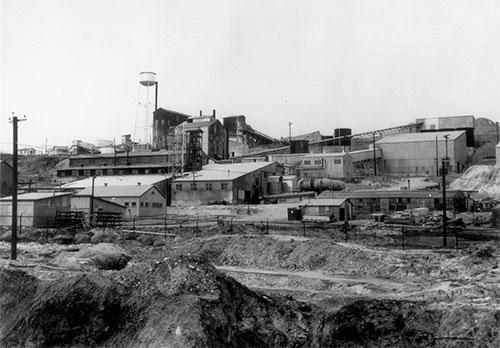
[{"left": 139, "top": 71, "right": 157, "bottom": 86}]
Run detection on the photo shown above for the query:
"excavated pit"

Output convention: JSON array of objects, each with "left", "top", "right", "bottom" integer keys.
[{"left": 0, "top": 230, "right": 498, "bottom": 348}]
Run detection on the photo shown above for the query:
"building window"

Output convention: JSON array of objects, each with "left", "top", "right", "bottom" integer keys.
[
  {"left": 313, "top": 159, "right": 322, "bottom": 165},
  {"left": 151, "top": 190, "right": 155, "bottom": 195},
  {"left": 303, "top": 160, "right": 311, "bottom": 165},
  {"left": 124, "top": 202, "right": 129, "bottom": 207},
  {"left": 334, "top": 159, "right": 342, "bottom": 164},
  {"left": 221, "top": 183, "right": 228, "bottom": 190},
  {"left": 144, "top": 202, "right": 148, "bottom": 207},
  {"left": 140, "top": 202, "right": 144, "bottom": 207},
  {"left": 176, "top": 184, "right": 183, "bottom": 191},
  {"left": 206, "top": 183, "right": 212, "bottom": 191},
  {"left": 191, "top": 183, "right": 197, "bottom": 191},
  {"left": 131, "top": 202, "right": 137, "bottom": 207}
]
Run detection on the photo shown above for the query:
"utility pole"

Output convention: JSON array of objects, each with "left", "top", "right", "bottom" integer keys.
[
  {"left": 496, "top": 122, "right": 499, "bottom": 144},
  {"left": 288, "top": 122, "right": 292, "bottom": 146},
  {"left": 373, "top": 133, "right": 377, "bottom": 176},
  {"left": 441, "top": 157, "right": 448, "bottom": 247},
  {"left": 435, "top": 135, "right": 439, "bottom": 177},
  {"left": 90, "top": 176, "right": 96, "bottom": 226},
  {"left": 9, "top": 113, "right": 27, "bottom": 260},
  {"left": 444, "top": 134, "right": 450, "bottom": 160}
]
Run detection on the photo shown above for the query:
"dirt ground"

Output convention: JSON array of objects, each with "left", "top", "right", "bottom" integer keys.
[{"left": 0, "top": 205, "right": 499, "bottom": 348}]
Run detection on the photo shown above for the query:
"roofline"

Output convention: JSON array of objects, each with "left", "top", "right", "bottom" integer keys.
[
  {"left": 73, "top": 195, "right": 127, "bottom": 208},
  {"left": 174, "top": 162, "right": 279, "bottom": 182},
  {"left": 75, "top": 185, "right": 163, "bottom": 198},
  {"left": 0, "top": 192, "right": 72, "bottom": 201},
  {"left": 154, "top": 107, "right": 192, "bottom": 117},
  {"left": 0, "top": 160, "right": 13, "bottom": 169}
]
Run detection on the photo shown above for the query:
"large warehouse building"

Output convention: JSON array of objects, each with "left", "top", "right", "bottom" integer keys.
[{"left": 377, "top": 131, "right": 467, "bottom": 176}]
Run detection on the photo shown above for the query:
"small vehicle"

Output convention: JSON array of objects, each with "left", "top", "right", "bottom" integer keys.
[
  {"left": 372, "top": 208, "right": 429, "bottom": 225},
  {"left": 386, "top": 211, "right": 412, "bottom": 225}
]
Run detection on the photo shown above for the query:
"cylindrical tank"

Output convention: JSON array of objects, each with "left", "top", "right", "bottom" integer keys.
[
  {"left": 290, "top": 140, "right": 309, "bottom": 154},
  {"left": 298, "top": 178, "right": 345, "bottom": 192},
  {"left": 334, "top": 128, "right": 352, "bottom": 146},
  {"left": 140, "top": 71, "right": 157, "bottom": 86}
]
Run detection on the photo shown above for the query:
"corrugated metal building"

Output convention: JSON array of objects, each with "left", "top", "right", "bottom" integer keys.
[
  {"left": 376, "top": 131, "right": 467, "bottom": 176},
  {"left": 172, "top": 162, "right": 281, "bottom": 205},
  {"left": 415, "top": 115, "right": 475, "bottom": 147},
  {"left": 0, "top": 192, "right": 72, "bottom": 227}
]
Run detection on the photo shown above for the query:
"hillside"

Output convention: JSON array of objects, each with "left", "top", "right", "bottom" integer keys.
[
  {"left": 450, "top": 164, "right": 500, "bottom": 200},
  {"left": 0, "top": 154, "right": 68, "bottom": 184}
]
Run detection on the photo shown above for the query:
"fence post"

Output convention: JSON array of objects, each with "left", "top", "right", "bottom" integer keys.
[
  {"left": 133, "top": 216, "right": 136, "bottom": 233},
  {"left": 229, "top": 218, "right": 233, "bottom": 234},
  {"left": 401, "top": 226, "right": 405, "bottom": 251},
  {"left": 266, "top": 219, "right": 269, "bottom": 234},
  {"left": 164, "top": 214, "right": 167, "bottom": 239},
  {"left": 302, "top": 221, "right": 306, "bottom": 237},
  {"left": 19, "top": 214, "right": 23, "bottom": 235}
]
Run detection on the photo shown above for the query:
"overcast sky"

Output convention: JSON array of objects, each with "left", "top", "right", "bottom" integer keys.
[{"left": 1, "top": 0, "right": 500, "bottom": 153}]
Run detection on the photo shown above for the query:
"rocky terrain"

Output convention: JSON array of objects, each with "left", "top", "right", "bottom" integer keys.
[{"left": 0, "top": 220, "right": 498, "bottom": 347}]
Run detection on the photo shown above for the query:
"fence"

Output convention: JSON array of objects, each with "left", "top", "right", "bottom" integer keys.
[{"left": 0, "top": 213, "right": 484, "bottom": 251}]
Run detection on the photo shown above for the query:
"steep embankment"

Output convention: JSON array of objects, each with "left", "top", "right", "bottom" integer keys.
[{"left": 450, "top": 164, "right": 500, "bottom": 199}]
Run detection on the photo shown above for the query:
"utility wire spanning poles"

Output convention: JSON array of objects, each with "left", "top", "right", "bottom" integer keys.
[{"left": 8, "top": 113, "right": 27, "bottom": 260}]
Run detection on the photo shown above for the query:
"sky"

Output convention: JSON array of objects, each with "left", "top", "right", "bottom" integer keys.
[{"left": 1, "top": 0, "right": 500, "bottom": 153}]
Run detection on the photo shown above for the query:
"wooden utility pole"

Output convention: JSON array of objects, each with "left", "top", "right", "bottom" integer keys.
[
  {"left": 442, "top": 157, "right": 448, "bottom": 247},
  {"left": 9, "top": 113, "right": 27, "bottom": 260}
]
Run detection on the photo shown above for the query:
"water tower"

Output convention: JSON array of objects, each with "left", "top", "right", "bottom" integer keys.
[{"left": 135, "top": 71, "right": 158, "bottom": 146}]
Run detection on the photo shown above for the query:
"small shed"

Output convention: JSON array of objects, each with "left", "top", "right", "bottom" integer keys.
[
  {"left": 300, "top": 198, "right": 351, "bottom": 222},
  {"left": 0, "top": 192, "right": 72, "bottom": 227}
]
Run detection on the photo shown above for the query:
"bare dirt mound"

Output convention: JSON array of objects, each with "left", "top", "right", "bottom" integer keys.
[
  {"left": 0, "top": 255, "right": 315, "bottom": 348},
  {"left": 450, "top": 164, "right": 500, "bottom": 199}
]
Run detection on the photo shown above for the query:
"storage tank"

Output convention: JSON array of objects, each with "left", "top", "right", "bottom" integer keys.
[
  {"left": 298, "top": 178, "right": 345, "bottom": 193},
  {"left": 290, "top": 140, "right": 309, "bottom": 154},
  {"left": 139, "top": 71, "right": 157, "bottom": 86},
  {"left": 334, "top": 128, "right": 352, "bottom": 146}
]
